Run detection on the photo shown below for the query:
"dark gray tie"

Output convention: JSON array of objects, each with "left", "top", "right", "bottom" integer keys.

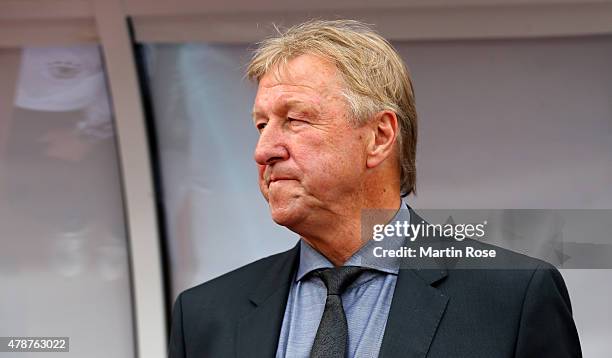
[{"left": 309, "top": 266, "right": 369, "bottom": 358}]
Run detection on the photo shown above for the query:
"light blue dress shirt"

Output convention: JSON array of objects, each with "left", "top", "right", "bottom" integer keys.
[{"left": 275, "top": 200, "right": 411, "bottom": 358}]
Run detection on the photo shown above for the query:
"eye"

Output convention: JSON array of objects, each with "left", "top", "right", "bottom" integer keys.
[
  {"left": 288, "top": 117, "right": 305, "bottom": 124},
  {"left": 256, "top": 122, "right": 267, "bottom": 132}
]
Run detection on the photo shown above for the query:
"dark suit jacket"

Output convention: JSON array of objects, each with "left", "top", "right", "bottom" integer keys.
[{"left": 168, "top": 211, "right": 582, "bottom": 358}]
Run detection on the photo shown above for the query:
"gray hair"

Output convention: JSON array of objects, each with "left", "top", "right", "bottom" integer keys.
[{"left": 247, "top": 19, "right": 417, "bottom": 196}]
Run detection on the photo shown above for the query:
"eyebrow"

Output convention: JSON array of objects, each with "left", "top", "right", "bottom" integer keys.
[{"left": 252, "top": 99, "right": 320, "bottom": 122}]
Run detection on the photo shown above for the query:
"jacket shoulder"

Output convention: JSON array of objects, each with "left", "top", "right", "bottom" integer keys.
[{"left": 178, "top": 243, "right": 298, "bottom": 306}]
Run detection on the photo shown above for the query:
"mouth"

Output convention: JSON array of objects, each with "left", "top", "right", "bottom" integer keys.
[
  {"left": 262, "top": 167, "right": 298, "bottom": 187},
  {"left": 267, "top": 176, "right": 296, "bottom": 187},
  {"left": 268, "top": 177, "right": 295, "bottom": 185}
]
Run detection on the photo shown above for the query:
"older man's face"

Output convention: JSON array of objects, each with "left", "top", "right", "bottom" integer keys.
[{"left": 252, "top": 54, "right": 370, "bottom": 229}]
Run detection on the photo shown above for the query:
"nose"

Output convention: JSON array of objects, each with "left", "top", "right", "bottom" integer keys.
[{"left": 254, "top": 121, "right": 289, "bottom": 166}]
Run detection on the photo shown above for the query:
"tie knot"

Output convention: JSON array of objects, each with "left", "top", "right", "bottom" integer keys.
[{"left": 313, "top": 266, "right": 369, "bottom": 295}]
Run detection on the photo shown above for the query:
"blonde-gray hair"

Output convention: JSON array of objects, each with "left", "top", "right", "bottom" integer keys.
[{"left": 247, "top": 19, "right": 417, "bottom": 197}]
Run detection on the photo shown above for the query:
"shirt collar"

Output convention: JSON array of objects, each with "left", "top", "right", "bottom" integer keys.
[{"left": 296, "top": 198, "right": 411, "bottom": 282}]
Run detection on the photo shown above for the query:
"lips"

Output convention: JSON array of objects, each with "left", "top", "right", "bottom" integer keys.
[
  {"left": 270, "top": 176, "right": 294, "bottom": 182},
  {"left": 267, "top": 174, "right": 299, "bottom": 188},
  {"left": 262, "top": 167, "right": 298, "bottom": 186},
  {"left": 268, "top": 177, "right": 297, "bottom": 189}
]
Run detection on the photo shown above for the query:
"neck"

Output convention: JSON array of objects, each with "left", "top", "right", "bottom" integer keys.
[{"left": 297, "top": 188, "right": 401, "bottom": 266}]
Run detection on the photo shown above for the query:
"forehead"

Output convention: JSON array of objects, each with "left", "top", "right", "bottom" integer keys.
[{"left": 253, "top": 54, "right": 344, "bottom": 111}]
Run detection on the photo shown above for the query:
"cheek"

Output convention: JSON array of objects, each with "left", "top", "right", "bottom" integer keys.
[
  {"left": 300, "top": 139, "right": 364, "bottom": 186},
  {"left": 330, "top": 135, "right": 367, "bottom": 179},
  {"left": 289, "top": 123, "right": 368, "bottom": 186}
]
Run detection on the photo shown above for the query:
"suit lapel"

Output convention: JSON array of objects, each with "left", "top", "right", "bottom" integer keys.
[
  {"left": 236, "top": 209, "right": 450, "bottom": 358},
  {"left": 379, "top": 208, "right": 450, "bottom": 358},
  {"left": 237, "top": 243, "right": 300, "bottom": 358},
  {"left": 378, "top": 268, "right": 448, "bottom": 358}
]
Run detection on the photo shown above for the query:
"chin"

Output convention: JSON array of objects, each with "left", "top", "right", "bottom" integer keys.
[{"left": 269, "top": 204, "right": 306, "bottom": 229}]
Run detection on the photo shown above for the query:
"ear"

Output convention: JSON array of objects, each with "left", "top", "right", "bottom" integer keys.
[{"left": 366, "top": 110, "right": 399, "bottom": 169}]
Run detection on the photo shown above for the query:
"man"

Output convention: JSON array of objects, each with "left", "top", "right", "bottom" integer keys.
[{"left": 168, "top": 20, "right": 581, "bottom": 357}]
